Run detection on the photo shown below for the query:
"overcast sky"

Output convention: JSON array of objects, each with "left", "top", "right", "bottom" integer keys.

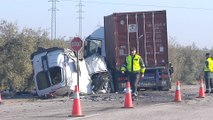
[{"left": 0, "top": 0, "right": 213, "bottom": 49}]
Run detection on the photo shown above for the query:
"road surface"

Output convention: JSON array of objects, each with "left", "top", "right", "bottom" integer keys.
[{"left": 1, "top": 84, "right": 213, "bottom": 120}]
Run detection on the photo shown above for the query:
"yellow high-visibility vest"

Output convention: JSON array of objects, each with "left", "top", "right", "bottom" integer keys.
[
  {"left": 204, "top": 57, "right": 213, "bottom": 72},
  {"left": 125, "top": 54, "right": 145, "bottom": 73}
]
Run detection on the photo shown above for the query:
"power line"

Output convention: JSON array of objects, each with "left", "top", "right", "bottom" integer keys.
[
  {"left": 77, "top": 0, "right": 84, "bottom": 39},
  {"left": 61, "top": 0, "right": 213, "bottom": 11},
  {"left": 49, "top": 0, "right": 59, "bottom": 40}
]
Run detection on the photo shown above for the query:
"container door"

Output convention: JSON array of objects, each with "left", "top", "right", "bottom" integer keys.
[{"left": 138, "top": 11, "right": 168, "bottom": 67}]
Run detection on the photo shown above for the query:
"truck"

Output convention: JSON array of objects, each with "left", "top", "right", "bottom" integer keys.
[{"left": 85, "top": 10, "right": 173, "bottom": 92}]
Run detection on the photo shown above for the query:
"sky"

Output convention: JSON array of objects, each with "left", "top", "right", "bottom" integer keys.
[{"left": 0, "top": 0, "right": 213, "bottom": 49}]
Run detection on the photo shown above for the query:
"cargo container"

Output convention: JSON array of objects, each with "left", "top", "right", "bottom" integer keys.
[{"left": 104, "top": 10, "right": 173, "bottom": 91}]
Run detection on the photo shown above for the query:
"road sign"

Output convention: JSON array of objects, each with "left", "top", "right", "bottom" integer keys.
[
  {"left": 70, "top": 37, "right": 83, "bottom": 51},
  {"left": 70, "top": 37, "right": 83, "bottom": 90}
]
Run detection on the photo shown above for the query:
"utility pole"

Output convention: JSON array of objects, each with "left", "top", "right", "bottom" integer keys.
[
  {"left": 49, "top": 0, "right": 59, "bottom": 40},
  {"left": 77, "top": 0, "right": 83, "bottom": 39}
]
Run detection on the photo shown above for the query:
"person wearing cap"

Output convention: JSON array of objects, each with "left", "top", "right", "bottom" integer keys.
[
  {"left": 204, "top": 53, "right": 213, "bottom": 93},
  {"left": 120, "top": 47, "right": 146, "bottom": 97}
]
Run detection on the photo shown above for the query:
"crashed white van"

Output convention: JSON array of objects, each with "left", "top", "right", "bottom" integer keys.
[{"left": 31, "top": 47, "right": 92, "bottom": 97}]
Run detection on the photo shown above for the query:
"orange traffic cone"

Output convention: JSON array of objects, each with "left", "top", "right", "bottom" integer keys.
[
  {"left": 123, "top": 81, "right": 133, "bottom": 108},
  {"left": 174, "top": 81, "right": 182, "bottom": 102},
  {"left": 71, "top": 85, "right": 84, "bottom": 117},
  {"left": 198, "top": 79, "right": 205, "bottom": 98}
]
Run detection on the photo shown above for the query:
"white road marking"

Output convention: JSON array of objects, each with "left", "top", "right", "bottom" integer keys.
[{"left": 67, "top": 113, "right": 101, "bottom": 120}]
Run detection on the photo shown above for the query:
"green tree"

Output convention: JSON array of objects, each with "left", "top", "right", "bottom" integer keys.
[
  {"left": 0, "top": 20, "right": 68, "bottom": 92},
  {"left": 168, "top": 37, "right": 209, "bottom": 84}
]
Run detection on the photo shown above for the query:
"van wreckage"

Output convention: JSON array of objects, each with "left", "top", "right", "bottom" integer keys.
[{"left": 31, "top": 47, "right": 111, "bottom": 97}]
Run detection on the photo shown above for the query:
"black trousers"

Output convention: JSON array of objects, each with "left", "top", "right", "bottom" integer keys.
[
  {"left": 204, "top": 72, "right": 213, "bottom": 91},
  {"left": 128, "top": 72, "right": 140, "bottom": 94}
]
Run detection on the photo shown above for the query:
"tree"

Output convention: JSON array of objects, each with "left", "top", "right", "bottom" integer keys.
[
  {"left": 0, "top": 20, "right": 68, "bottom": 92},
  {"left": 168, "top": 37, "right": 208, "bottom": 84}
]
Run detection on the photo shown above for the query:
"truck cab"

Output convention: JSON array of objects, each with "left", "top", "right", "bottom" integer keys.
[
  {"left": 84, "top": 27, "right": 114, "bottom": 93},
  {"left": 84, "top": 27, "right": 105, "bottom": 58}
]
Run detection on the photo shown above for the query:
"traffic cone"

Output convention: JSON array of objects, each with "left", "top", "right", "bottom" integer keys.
[
  {"left": 174, "top": 81, "right": 182, "bottom": 102},
  {"left": 198, "top": 79, "right": 205, "bottom": 98},
  {"left": 123, "top": 81, "right": 133, "bottom": 108},
  {"left": 70, "top": 85, "right": 84, "bottom": 117}
]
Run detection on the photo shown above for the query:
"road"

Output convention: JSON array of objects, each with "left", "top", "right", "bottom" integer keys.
[{"left": 1, "top": 84, "right": 213, "bottom": 120}]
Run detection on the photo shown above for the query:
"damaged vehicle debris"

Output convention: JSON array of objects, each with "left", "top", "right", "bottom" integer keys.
[
  {"left": 85, "top": 54, "right": 113, "bottom": 94},
  {"left": 30, "top": 46, "right": 113, "bottom": 97},
  {"left": 30, "top": 47, "right": 92, "bottom": 97}
]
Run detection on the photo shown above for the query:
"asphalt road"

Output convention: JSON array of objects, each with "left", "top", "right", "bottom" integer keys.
[{"left": 1, "top": 84, "right": 213, "bottom": 120}]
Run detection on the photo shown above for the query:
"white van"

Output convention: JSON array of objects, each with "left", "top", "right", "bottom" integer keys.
[{"left": 31, "top": 47, "right": 92, "bottom": 97}]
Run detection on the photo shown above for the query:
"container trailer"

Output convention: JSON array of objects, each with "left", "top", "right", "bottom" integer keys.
[{"left": 85, "top": 10, "right": 173, "bottom": 92}]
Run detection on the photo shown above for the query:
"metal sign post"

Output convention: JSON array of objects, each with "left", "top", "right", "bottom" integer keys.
[
  {"left": 76, "top": 51, "right": 80, "bottom": 91},
  {"left": 70, "top": 37, "right": 83, "bottom": 91}
]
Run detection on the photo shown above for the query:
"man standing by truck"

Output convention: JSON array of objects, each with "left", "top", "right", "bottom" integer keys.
[
  {"left": 120, "top": 47, "right": 146, "bottom": 97},
  {"left": 204, "top": 53, "right": 213, "bottom": 93}
]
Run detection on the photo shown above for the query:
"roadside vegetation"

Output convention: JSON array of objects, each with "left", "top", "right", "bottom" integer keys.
[{"left": 0, "top": 20, "right": 212, "bottom": 92}]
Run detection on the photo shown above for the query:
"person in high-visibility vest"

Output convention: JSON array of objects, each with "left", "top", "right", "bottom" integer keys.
[
  {"left": 204, "top": 53, "right": 213, "bottom": 93},
  {"left": 121, "top": 47, "right": 146, "bottom": 97}
]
